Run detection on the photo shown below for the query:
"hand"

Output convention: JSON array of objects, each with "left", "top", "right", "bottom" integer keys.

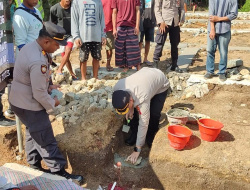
[
  {"left": 126, "top": 151, "right": 140, "bottom": 164},
  {"left": 54, "top": 96, "right": 60, "bottom": 107},
  {"left": 159, "top": 22, "right": 167, "bottom": 34},
  {"left": 75, "top": 38, "right": 82, "bottom": 48},
  {"left": 20, "top": 185, "right": 39, "bottom": 190},
  {"left": 209, "top": 15, "right": 219, "bottom": 22},
  {"left": 48, "top": 84, "right": 61, "bottom": 94},
  {"left": 102, "top": 37, "right": 106, "bottom": 46},
  {"left": 209, "top": 29, "right": 216, "bottom": 40},
  {"left": 134, "top": 27, "right": 139, "bottom": 35},
  {"left": 113, "top": 29, "right": 118, "bottom": 39},
  {"left": 179, "top": 22, "right": 184, "bottom": 27}
]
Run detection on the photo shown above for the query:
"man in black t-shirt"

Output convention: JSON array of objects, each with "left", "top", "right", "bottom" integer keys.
[{"left": 50, "top": 0, "right": 78, "bottom": 80}]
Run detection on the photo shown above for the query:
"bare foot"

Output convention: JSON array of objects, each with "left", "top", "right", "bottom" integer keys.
[{"left": 136, "top": 65, "right": 141, "bottom": 71}]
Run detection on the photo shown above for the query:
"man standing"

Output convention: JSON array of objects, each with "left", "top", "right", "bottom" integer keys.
[
  {"left": 0, "top": 90, "right": 16, "bottom": 127},
  {"left": 10, "top": 0, "right": 43, "bottom": 118},
  {"left": 71, "top": 0, "right": 106, "bottom": 80},
  {"left": 13, "top": 0, "right": 43, "bottom": 51},
  {"left": 102, "top": 0, "right": 114, "bottom": 72},
  {"left": 204, "top": 0, "right": 238, "bottom": 82},
  {"left": 15, "top": 0, "right": 44, "bottom": 18},
  {"left": 112, "top": 0, "right": 141, "bottom": 73},
  {"left": 139, "top": 0, "right": 156, "bottom": 65},
  {"left": 50, "top": 0, "right": 78, "bottom": 80},
  {"left": 112, "top": 67, "right": 170, "bottom": 163},
  {"left": 9, "top": 22, "right": 84, "bottom": 184},
  {"left": 153, "top": 0, "right": 185, "bottom": 72}
]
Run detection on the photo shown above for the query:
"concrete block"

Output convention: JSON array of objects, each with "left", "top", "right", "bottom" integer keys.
[{"left": 227, "top": 59, "right": 243, "bottom": 69}]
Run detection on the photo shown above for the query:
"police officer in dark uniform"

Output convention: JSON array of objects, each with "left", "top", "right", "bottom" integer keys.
[{"left": 9, "top": 22, "right": 84, "bottom": 184}]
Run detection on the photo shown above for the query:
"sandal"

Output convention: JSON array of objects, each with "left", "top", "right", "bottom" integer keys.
[
  {"left": 106, "top": 66, "right": 114, "bottom": 72},
  {"left": 121, "top": 68, "right": 129, "bottom": 74},
  {"left": 144, "top": 61, "right": 153, "bottom": 66}
]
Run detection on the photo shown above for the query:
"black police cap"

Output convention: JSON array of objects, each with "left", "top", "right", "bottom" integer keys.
[
  {"left": 43, "top": 21, "right": 67, "bottom": 46},
  {"left": 112, "top": 90, "right": 130, "bottom": 115}
]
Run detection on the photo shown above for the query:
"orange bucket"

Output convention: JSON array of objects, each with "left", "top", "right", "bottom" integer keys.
[
  {"left": 198, "top": 118, "right": 224, "bottom": 142},
  {"left": 167, "top": 125, "right": 192, "bottom": 150}
]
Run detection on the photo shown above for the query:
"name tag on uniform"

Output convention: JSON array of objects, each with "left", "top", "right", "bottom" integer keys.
[{"left": 122, "top": 124, "right": 130, "bottom": 133}]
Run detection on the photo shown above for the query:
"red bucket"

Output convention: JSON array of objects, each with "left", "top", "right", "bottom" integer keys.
[
  {"left": 198, "top": 118, "right": 224, "bottom": 142},
  {"left": 167, "top": 125, "right": 192, "bottom": 150}
]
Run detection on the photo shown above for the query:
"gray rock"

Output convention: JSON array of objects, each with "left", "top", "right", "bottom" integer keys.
[
  {"left": 89, "top": 97, "right": 94, "bottom": 104},
  {"left": 227, "top": 59, "right": 243, "bottom": 69},
  {"left": 108, "top": 93, "right": 112, "bottom": 100},
  {"left": 54, "top": 74, "right": 65, "bottom": 84},
  {"left": 69, "top": 115, "right": 79, "bottom": 124},
  {"left": 72, "top": 105, "right": 77, "bottom": 112},
  {"left": 59, "top": 98, "right": 67, "bottom": 106},
  {"left": 56, "top": 115, "right": 64, "bottom": 122},
  {"left": 173, "top": 75, "right": 179, "bottom": 85},
  {"left": 201, "top": 84, "right": 209, "bottom": 95},
  {"left": 230, "top": 75, "right": 243, "bottom": 81},
  {"left": 74, "top": 84, "right": 84, "bottom": 92},
  {"left": 240, "top": 69, "right": 250, "bottom": 76},
  {"left": 185, "top": 92, "right": 194, "bottom": 99},
  {"left": 99, "top": 99, "right": 107, "bottom": 109},
  {"left": 176, "top": 84, "right": 182, "bottom": 91},
  {"left": 58, "top": 105, "right": 66, "bottom": 113},
  {"left": 194, "top": 87, "right": 201, "bottom": 98},
  {"left": 93, "top": 95, "right": 99, "bottom": 103},
  {"left": 50, "top": 89, "right": 63, "bottom": 100},
  {"left": 87, "top": 102, "right": 99, "bottom": 113},
  {"left": 67, "top": 100, "right": 79, "bottom": 108}
]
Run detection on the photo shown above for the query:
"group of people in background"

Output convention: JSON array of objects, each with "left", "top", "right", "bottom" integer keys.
[{"left": 9, "top": 0, "right": 187, "bottom": 81}]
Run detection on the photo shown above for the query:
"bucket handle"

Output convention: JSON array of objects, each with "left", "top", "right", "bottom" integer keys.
[
  {"left": 190, "top": 116, "right": 218, "bottom": 129},
  {"left": 173, "top": 107, "right": 191, "bottom": 112}
]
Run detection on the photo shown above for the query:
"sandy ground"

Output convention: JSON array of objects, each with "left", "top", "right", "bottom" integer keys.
[{"left": 0, "top": 20, "right": 250, "bottom": 189}]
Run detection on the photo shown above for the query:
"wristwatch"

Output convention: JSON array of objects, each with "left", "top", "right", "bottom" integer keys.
[{"left": 134, "top": 147, "right": 142, "bottom": 152}]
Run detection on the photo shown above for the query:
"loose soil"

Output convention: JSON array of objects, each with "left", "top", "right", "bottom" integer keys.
[{"left": 1, "top": 17, "right": 250, "bottom": 189}]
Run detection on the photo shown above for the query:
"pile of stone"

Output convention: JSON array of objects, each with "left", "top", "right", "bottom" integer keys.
[
  {"left": 226, "top": 59, "right": 250, "bottom": 81},
  {"left": 51, "top": 76, "right": 117, "bottom": 126},
  {"left": 167, "top": 72, "right": 209, "bottom": 99}
]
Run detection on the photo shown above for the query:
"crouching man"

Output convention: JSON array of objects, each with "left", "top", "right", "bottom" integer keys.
[
  {"left": 9, "top": 21, "right": 84, "bottom": 184},
  {"left": 112, "top": 67, "right": 170, "bottom": 163}
]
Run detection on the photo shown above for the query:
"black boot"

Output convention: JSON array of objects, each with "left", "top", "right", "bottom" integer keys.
[
  {"left": 170, "top": 60, "right": 183, "bottom": 73},
  {"left": 30, "top": 162, "right": 50, "bottom": 173},
  {"left": 125, "top": 131, "right": 137, "bottom": 146},
  {"left": 53, "top": 169, "right": 85, "bottom": 185}
]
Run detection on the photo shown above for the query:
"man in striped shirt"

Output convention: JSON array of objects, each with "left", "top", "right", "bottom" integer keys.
[{"left": 204, "top": 0, "right": 238, "bottom": 82}]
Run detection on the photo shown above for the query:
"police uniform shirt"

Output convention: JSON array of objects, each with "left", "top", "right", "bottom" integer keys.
[
  {"left": 113, "top": 67, "right": 170, "bottom": 147},
  {"left": 155, "top": 0, "right": 185, "bottom": 27},
  {"left": 9, "top": 41, "right": 55, "bottom": 112}
]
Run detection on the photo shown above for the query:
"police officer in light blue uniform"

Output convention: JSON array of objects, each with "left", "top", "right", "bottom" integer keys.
[{"left": 9, "top": 22, "right": 84, "bottom": 184}]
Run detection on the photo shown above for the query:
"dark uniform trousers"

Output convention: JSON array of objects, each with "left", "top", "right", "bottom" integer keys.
[
  {"left": 129, "top": 90, "right": 168, "bottom": 147},
  {"left": 11, "top": 104, "right": 66, "bottom": 172},
  {"left": 153, "top": 20, "right": 180, "bottom": 65}
]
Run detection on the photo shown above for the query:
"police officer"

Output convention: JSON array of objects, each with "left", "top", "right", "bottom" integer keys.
[
  {"left": 9, "top": 22, "right": 84, "bottom": 184},
  {"left": 112, "top": 67, "right": 170, "bottom": 164},
  {"left": 153, "top": 0, "right": 185, "bottom": 72}
]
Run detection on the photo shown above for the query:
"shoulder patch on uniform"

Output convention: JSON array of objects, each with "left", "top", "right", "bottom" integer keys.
[{"left": 41, "top": 64, "right": 47, "bottom": 74}]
